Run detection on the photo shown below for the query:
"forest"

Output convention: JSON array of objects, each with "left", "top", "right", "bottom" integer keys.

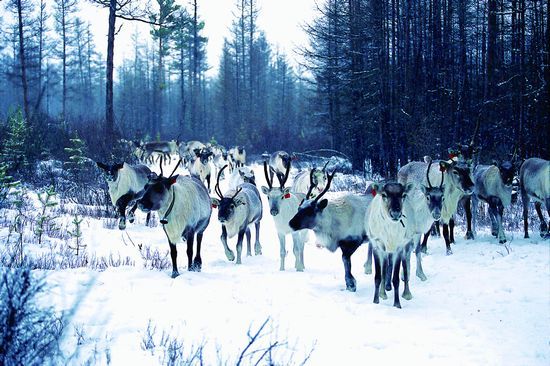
[{"left": 0, "top": 0, "right": 548, "bottom": 176}]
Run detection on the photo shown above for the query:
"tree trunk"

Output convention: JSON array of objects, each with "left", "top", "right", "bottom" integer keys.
[
  {"left": 16, "top": 0, "right": 30, "bottom": 120},
  {"left": 105, "top": 0, "right": 116, "bottom": 140}
]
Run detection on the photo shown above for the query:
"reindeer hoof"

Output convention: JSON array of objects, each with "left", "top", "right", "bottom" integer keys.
[
  {"left": 346, "top": 278, "right": 357, "bottom": 292},
  {"left": 402, "top": 291, "right": 413, "bottom": 300},
  {"left": 417, "top": 271, "right": 427, "bottom": 281},
  {"left": 373, "top": 297, "right": 379, "bottom": 304},
  {"left": 255, "top": 246, "right": 262, "bottom": 255},
  {"left": 225, "top": 251, "right": 235, "bottom": 261},
  {"left": 499, "top": 239, "right": 507, "bottom": 244},
  {"left": 393, "top": 302, "right": 402, "bottom": 309},
  {"left": 364, "top": 263, "right": 372, "bottom": 275},
  {"left": 380, "top": 292, "right": 387, "bottom": 300},
  {"left": 421, "top": 246, "right": 428, "bottom": 254},
  {"left": 446, "top": 249, "right": 453, "bottom": 255},
  {"left": 118, "top": 219, "right": 126, "bottom": 230},
  {"left": 465, "top": 231, "right": 474, "bottom": 240},
  {"left": 171, "top": 271, "right": 180, "bottom": 278}
]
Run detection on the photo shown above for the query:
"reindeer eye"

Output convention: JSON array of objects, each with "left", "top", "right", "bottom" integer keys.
[{"left": 426, "top": 195, "right": 430, "bottom": 201}]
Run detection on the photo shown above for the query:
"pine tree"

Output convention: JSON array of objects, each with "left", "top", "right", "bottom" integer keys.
[
  {"left": 63, "top": 133, "right": 88, "bottom": 179},
  {"left": 68, "top": 214, "right": 85, "bottom": 256},
  {"left": 1, "top": 108, "right": 29, "bottom": 176}
]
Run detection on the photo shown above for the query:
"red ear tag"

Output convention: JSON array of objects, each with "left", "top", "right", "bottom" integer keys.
[
  {"left": 371, "top": 190, "right": 377, "bottom": 197},
  {"left": 449, "top": 153, "right": 457, "bottom": 159},
  {"left": 284, "top": 193, "right": 291, "bottom": 199},
  {"left": 439, "top": 166, "right": 446, "bottom": 172},
  {"left": 212, "top": 204, "right": 218, "bottom": 208}
]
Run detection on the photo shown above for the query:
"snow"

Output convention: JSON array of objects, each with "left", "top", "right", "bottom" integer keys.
[{"left": 3, "top": 163, "right": 550, "bottom": 365}]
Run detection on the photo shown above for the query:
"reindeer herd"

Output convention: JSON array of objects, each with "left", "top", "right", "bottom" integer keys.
[{"left": 96, "top": 140, "right": 550, "bottom": 309}]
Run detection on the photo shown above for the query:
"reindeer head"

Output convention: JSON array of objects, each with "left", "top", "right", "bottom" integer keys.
[
  {"left": 238, "top": 167, "right": 256, "bottom": 186},
  {"left": 211, "top": 165, "right": 245, "bottom": 223},
  {"left": 372, "top": 182, "right": 414, "bottom": 221},
  {"left": 138, "top": 174, "right": 179, "bottom": 212},
  {"left": 261, "top": 161, "right": 291, "bottom": 217},
  {"left": 288, "top": 170, "right": 335, "bottom": 231},
  {"left": 420, "top": 160, "right": 445, "bottom": 221},
  {"left": 137, "top": 160, "right": 182, "bottom": 213},
  {"left": 439, "top": 160, "right": 474, "bottom": 195},
  {"left": 194, "top": 148, "right": 213, "bottom": 165},
  {"left": 96, "top": 162, "right": 124, "bottom": 182},
  {"left": 493, "top": 160, "right": 515, "bottom": 186}
]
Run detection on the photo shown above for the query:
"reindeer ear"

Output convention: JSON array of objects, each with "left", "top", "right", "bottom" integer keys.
[
  {"left": 318, "top": 199, "right": 328, "bottom": 210},
  {"left": 148, "top": 172, "right": 158, "bottom": 181},
  {"left": 282, "top": 187, "right": 291, "bottom": 195},
  {"left": 492, "top": 159, "right": 499, "bottom": 166},
  {"left": 211, "top": 197, "right": 220, "bottom": 208},
  {"left": 234, "top": 197, "right": 246, "bottom": 206},
  {"left": 371, "top": 183, "right": 382, "bottom": 194},
  {"left": 439, "top": 161, "right": 450, "bottom": 172},
  {"left": 261, "top": 186, "right": 270, "bottom": 195},
  {"left": 114, "top": 163, "right": 124, "bottom": 171},
  {"left": 404, "top": 182, "right": 415, "bottom": 194},
  {"left": 166, "top": 175, "right": 179, "bottom": 186}
]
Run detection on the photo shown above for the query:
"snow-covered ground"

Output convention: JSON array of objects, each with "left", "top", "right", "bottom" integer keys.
[{"left": 3, "top": 163, "right": 549, "bottom": 365}]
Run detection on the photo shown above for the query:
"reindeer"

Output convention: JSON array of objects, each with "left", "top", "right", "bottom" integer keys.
[
  {"left": 463, "top": 160, "right": 515, "bottom": 243},
  {"left": 292, "top": 161, "right": 329, "bottom": 199},
  {"left": 366, "top": 182, "right": 415, "bottom": 308},
  {"left": 137, "top": 161, "right": 212, "bottom": 277},
  {"left": 261, "top": 161, "right": 308, "bottom": 271},
  {"left": 289, "top": 171, "right": 372, "bottom": 292},
  {"left": 520, "top": 157, "right": 550, "bottom": 239},
  {"left": 211, "top": 165, "right": 263, "bottom": 264},
  {"left": 397, "top": 159, "right": 474, "bottom": 255},
  {"left": 96, "top": 162, "right": 151, "bottom": 230},
  {"left": 189, "top": 147, "right": 214, "bottom": 192},
  {"left": 228, "top": 166, "right": 256, "bottom": 189},
  {"left": 268, "top": 151, "right": 294, "bottom": 185},
  {"left": 229, "top": 146, "right": 246, "bottom": 168},
  {"left": 134, "top": 140, "right": 179, "bottom": 167}
]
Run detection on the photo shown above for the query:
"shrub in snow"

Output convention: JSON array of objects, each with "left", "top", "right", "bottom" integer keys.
[
  {"left": 34, "top": 186, "right": 59, "bottom": 245},
  {"left": 6, "top": 187, "right": 29, "bottom": 265},
  {"left": 0, "top": 266, "right": 65, "bottom": 365},
  {"left": 68, "top": 214, "right": 86, "bottom": 256},
  {"left": 0, "top": 163, "right": 20, "bottom": 208}
]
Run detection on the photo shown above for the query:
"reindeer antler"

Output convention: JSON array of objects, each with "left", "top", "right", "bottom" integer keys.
[
  {"left": 426, "top": 160, "right": 433, "bottom": 188},
  {"left": 314, "top": 170, "right": 336, "bottom": 202},
  {"left": 168, "top": 159, "right": 182, "bottom": 178},
  {"left": 263, "top": 161, "right": 273, "bottom": 189},
  {"left": 277, "top": 160, "right": 291, "bottom": 188},
  {"left": 231, "top": 187, "right": 242, "bottom": 200},
  {"left": 215, "top": 165, "right": 228, "bottom": 199},
  {"left": 305, "top": 169, "right": 317, "bottom": 200}
]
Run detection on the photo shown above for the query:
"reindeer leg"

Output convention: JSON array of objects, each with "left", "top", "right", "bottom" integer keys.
[
  {"left": 416, "top": 236, "right": 427, "bottom": 281},
  {"left": 193, "top": 232, "right": 203, "bottom": 271},
  {"left": 535, "top": 202, "right": 548, "bottom": 237},
  {"left": 206, "top": 174, "right": 211, "bottom": 193},
  {"left": 449, "top": 217, "right": 456, "bottom": 244},
  {"left": 392, "top": 254, "right": 402, "bottom": 308},
  {"left": 145, "top": 212, "right": 151, "bottom": 226},
  {"left": 254, "top": 221, "right": 262, "bottom": 255},
  {"left": 236, "top": 230, "right": 245, "bottom": 264},
  {"left": 421, "top": 229, "right": 430, "bottom": 254},
  {"left": 339, "top": 240, "right": 360, "bottom": 292},
  {"left": 401, "top": 249, "right": 412, "bottom": 300},
  {"left": 278, "top": 233, "right": 286, "bottom": 271},
  {"left": 115, "top": 193, "right": 134, "bottom": 230},
  {"left": 385, "top": 252, "right": 393, "bottom": 291},
  {"left": 379, "top": 251, "right": 387, "bottom": 300},
  {"left": 292, "top": 232, "right": 305, "bottom": 272},
  {"left": 220, "top": 225, "right": 235, "bottom": 261},
  {"left": 546, "top": 198, "right": 550, "bottom": 238},
  {"left": 522, "top": 189, "right": 530, "bottom": 238},
  {"left": 364, "top": 242, "right": 373, "bottom": 274},
  {"left": 186, "top": 231, "right": 196, "bottom": 271},
  {"left": 443, "top": 223, "right": 453, "bottom": 255},
  {"left": 488, "top": 200, "right": 498, "bottom": 237},
  {"left": 373, "top": 250, "right": 382, "bottom": 304},
  {"left": 493, "top": 198, "right": 507, "bottom": 244},
  {"left": 169, "top": 242, "right": 179, "bottom": 278},
  {"left": 245, "top": 227, "right": 252, "bottom": 256},
  {"left": 464, "top": 196, "right": 474, "bottom": 240}
]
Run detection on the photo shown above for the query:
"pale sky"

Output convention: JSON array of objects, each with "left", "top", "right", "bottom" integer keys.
[{"left": 80, "top": 0, "right": 318, "bottom": 78}]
